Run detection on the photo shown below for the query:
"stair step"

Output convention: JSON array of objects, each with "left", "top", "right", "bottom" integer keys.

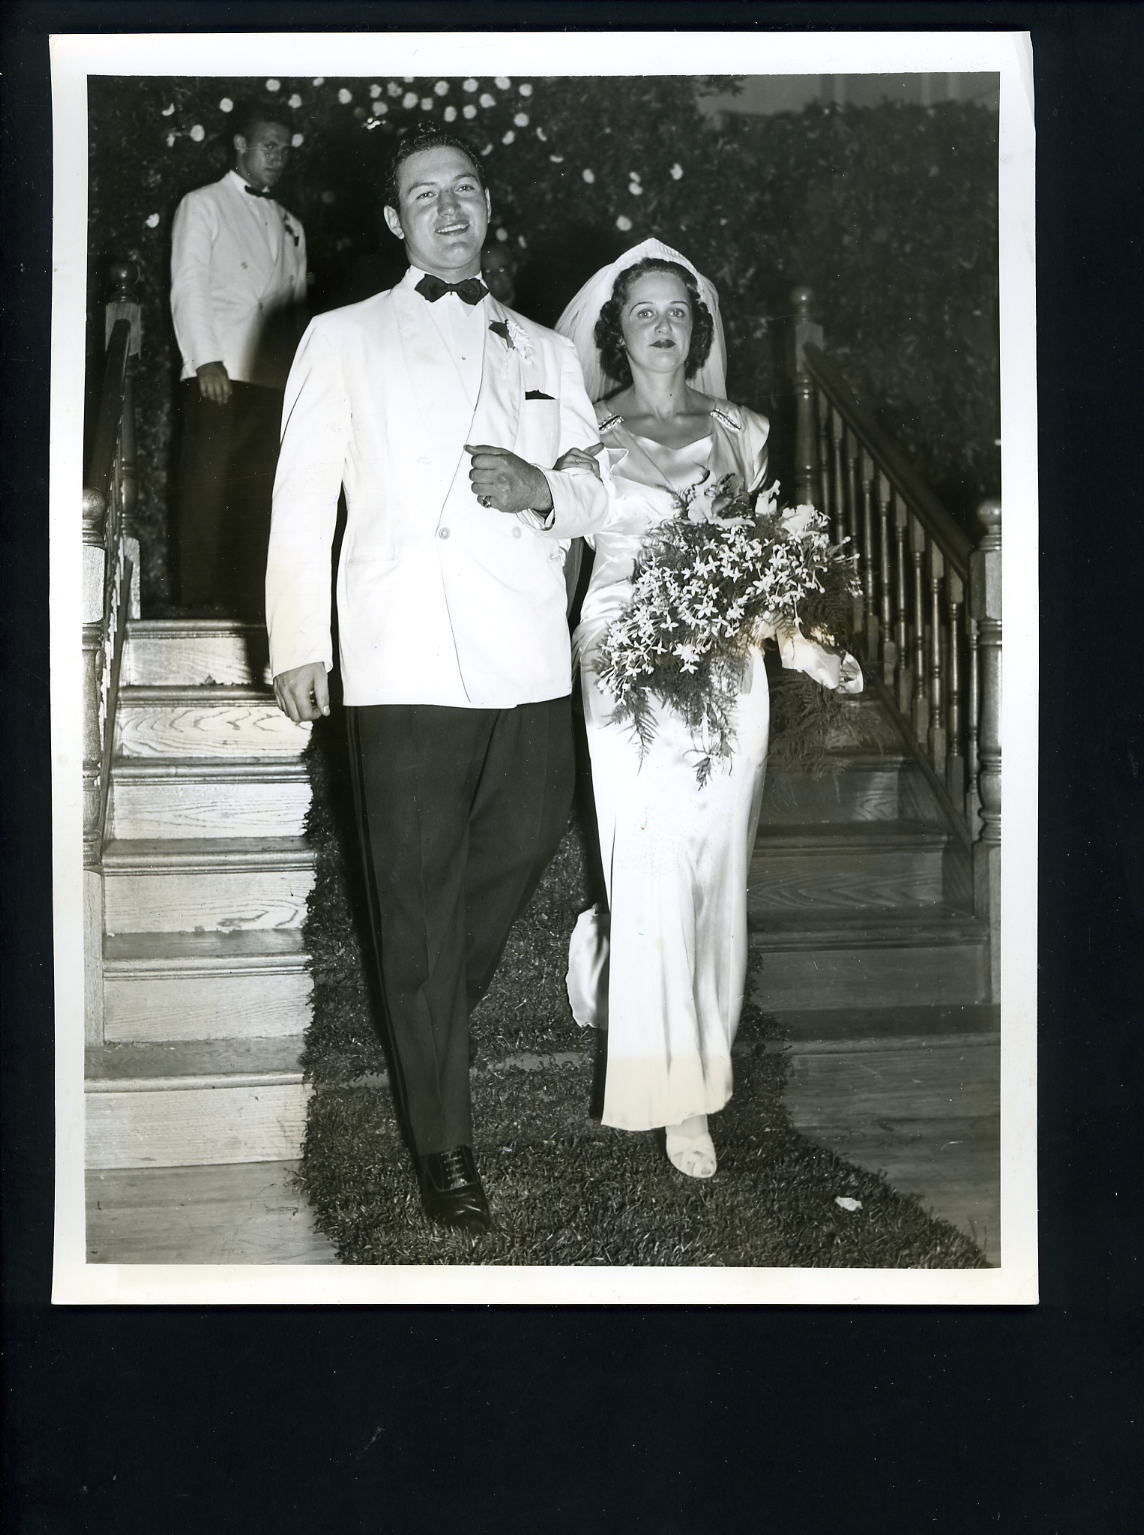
[
  {"left": 116, "top": 686, "right": 310, "bottom": 760},
  {"left": 749, "top": 822, "right": 947, "bottom": 914},
  {"left": 748, "top": 909, "right": 990, "bottom": 1010},
  {"left": 759, "top": 751, "right": 935, "bottom": 826},
  {"left": 781, "top": 1032, "right": 1001, "bottom": 1126},
  {"left": 818, "top": 694, "right": 904, "bottom": 753},
  {"left": 103, "top": 837, "right": 314, "bottom": 935},
  {"left": 124, "top": 619, "right": 271, "bottom": 687},
  {"left": 104, "top": 931, "right": 312, "bottom": 1042},
  {"left": 110, "top": 757, "right": 311, "bottom": 839},
  {"left": 85, "top": 1035, "right": 309, "bottom": 1169},
  {"left": 770, "top": 1004, "right": 1001, "bottom": 1045}
]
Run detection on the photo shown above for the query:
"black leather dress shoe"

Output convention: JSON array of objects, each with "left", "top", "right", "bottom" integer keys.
[{"left": 418, "top": 1146, "right": 492, "bottom": 1233}]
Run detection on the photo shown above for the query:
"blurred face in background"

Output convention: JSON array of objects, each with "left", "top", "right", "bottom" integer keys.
[{"left": 482, "top": 245, "right": 518, "bottom": 305}]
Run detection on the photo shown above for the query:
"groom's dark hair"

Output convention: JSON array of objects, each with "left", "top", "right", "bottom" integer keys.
[
  {"left": 385, "top": 128, "right": 486, "bottom": 209},
  {"left": 595, "top": 259, "right": 715, "bottom": 390}
]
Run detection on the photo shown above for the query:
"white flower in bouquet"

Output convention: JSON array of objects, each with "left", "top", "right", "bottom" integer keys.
[
  {"left": 781, "top": 503, "right": 824, "bottom": 540},
  {"left": 598, "top": 475, "right": 858, "bottom": 784}
]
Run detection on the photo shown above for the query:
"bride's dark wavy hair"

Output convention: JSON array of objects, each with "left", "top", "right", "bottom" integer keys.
[{"left": 594, "top": 258, "right": 715, "bottom": 389}]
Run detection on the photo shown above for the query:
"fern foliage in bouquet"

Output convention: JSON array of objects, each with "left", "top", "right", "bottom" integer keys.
[{"left": 597, "top": 476, "right": 860, "bottom": 785}]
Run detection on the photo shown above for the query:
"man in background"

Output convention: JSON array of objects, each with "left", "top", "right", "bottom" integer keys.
[
  {"left": 171, "top": 98, "right": 308, "bottom": 615},
  {"left": 481, "top": 239, "right": 519, "bottom": 307}
]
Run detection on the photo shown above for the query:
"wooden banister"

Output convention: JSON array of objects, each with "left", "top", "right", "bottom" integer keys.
[
  {"left": 83, "top": 262, "right": 141, "bottom": 874},
  {"left": 788, "top": 286, "right": 1000, "bottom": 988},
  {"left": 85, "top": 318, "right": 132, "bottom": 537},
  {"left": 802, "top": 341, "right": 974, "bottom": 577}
]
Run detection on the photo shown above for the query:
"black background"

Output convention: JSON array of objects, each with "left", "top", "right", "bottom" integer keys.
[{"left": 3, "top": 4, "right": 1141, "bottom": 1531}]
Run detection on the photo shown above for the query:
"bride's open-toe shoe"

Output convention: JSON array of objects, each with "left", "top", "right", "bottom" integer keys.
[{"left": 665, "top": 1115, "right": 717, "bottom": 1179}]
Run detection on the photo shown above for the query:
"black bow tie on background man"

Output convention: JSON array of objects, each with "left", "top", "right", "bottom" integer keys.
[
  {"left": 415, "top": 273, "right": 489, "bottom": 306},
  {"left": 245, "top": 183, "right": 276, "bottom": 199}
]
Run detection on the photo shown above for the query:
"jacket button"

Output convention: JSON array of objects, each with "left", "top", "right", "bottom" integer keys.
[
  {"left": 511, "top": 525, "right": 522, "bottom": 539},
  {"left": 438, "top": 527, "right": 450, "bottom": 539}
]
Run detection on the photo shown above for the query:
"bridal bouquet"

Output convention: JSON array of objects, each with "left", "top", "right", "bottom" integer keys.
[{"left": 597, "top": 475, "right": 859, "bottom": 784}]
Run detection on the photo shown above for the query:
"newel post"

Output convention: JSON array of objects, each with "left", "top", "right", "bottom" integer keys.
[
  {"left": 105, "top": 259, "right": 142, "bottom": 547},
  {"left": 970, "top": 498, "right": 1001, "bottom": 998},
  {"left": 790, "top": 286, "right": 823, "bottom": 508}
]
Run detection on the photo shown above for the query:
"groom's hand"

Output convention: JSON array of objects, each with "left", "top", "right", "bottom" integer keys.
[
  {"left": 465, "top": 445, "right": 554, "bottom": 515},
  {"left": 274, "top": 662, "right": 330, "bottom": 723}
]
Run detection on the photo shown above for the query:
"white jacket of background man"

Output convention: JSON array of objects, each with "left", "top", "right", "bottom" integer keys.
[
  {"left": 266, "top": 267, "right": 611, "bottom": 708},
  {"left": 171, "top": 169, "right": 308, "bottom": 389}
]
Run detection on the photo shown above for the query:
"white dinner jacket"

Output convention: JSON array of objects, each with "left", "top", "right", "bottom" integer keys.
[
  {"left": 170, "top": 170, "right": 308, "bottom": 389},
  {"left": 265, "top": 270, "right": 611, "bottom": 708}
]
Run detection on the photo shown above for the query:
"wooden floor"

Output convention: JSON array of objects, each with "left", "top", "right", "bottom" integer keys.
[
  {"left": 85, "top": 1019, "right": 1000, "bottom": 1267},
  {"left": 86, "top": 1159, "right": 337, "bottom": 1265},
  {"left": 782, "top": 1026, "right": 1000, "bottom": 1266}
]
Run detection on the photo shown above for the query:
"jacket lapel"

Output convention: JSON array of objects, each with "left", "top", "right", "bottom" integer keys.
[
  {"left": 440, "top": 300, "right": 522, "bottom": 511},
  {"left": 389, "top": 284, "right": 477, "bottom": 513},
  {"left": 469, "top": 302, "right": 523, "bottom": 448},
  {"left": 223, "top": 175, "right": 278, "bottom": 300}
]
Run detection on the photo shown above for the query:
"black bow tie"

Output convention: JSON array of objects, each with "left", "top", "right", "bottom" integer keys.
[
  {"left": 415, "top": 273, "right": 488, "bottom": 306},
  {"left": 244, "top": 183, "right": 275, "bottom": 199}
]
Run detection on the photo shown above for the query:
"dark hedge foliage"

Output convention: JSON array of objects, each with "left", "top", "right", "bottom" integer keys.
[{"left": 87, "top": 75, "right": 998, "bottom": 607}]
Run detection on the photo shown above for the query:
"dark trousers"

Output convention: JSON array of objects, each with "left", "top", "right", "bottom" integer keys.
[
  {"left": 347, "top": 698, "right": 575, "bottom": 1154},
  {"left": 176, "top": 379, "right": 283, "bottom": 614}
]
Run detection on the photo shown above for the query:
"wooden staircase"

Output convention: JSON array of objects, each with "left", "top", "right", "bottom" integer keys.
[
  {"left": 85, "top": 622, "right": 990, "bottom": 1174},
  {"left": 750, "top": 691, "right": 991, "bottom": 1016},
  {"left": 85, "top": 620, "right": 315, "bottom": 1170}
]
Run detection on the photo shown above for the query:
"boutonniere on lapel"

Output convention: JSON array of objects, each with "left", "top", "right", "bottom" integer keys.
[
  {"left": 281, "top": 213, "right": 301, "bottom": 248},
  {"left": 489, "top": 316, "right": 533, "bottom": 361}
]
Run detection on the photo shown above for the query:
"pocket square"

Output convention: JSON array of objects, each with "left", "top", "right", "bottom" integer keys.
[{"left": 525, "top": 389, "right": 555, "bottom": 401}]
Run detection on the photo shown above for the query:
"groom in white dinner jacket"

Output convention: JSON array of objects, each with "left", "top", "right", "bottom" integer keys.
[{"left": 266, "top": 131, "right": 609, "bottom": 1232}]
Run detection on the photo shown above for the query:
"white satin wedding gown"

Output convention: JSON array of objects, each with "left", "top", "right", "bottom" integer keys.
[{"left": 567, "top": 399, "right": 775, "bottom": 1131}]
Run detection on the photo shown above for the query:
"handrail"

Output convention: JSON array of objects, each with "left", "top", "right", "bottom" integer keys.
[
  {"left": 82, "top": 263, "right": 140, "bottom": 873},
  {"left": 85, "top": 318, "right": 132, "bottom": 533},
  {"left": 802, "top": 342, "right": 974, "bottom": 576},
  {"left": 789, "top": 285, "right": 1000, "bottom": 994}
]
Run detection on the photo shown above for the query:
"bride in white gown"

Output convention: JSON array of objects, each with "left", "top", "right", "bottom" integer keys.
[{"left": 558, "top": 240, "right": 861, "bottom": 1178}]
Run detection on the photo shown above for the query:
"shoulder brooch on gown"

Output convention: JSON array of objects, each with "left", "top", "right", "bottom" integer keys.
[
  {"left": 596, "top": 412, "right": 625, "bottom": 434},
  {"left": 709, "top": 402, "right": 741, "bottom": 430}
]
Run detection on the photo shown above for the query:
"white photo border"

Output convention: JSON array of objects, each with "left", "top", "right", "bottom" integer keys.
[{"left": 50, "top": 28, "right": 1037, "bottom": 1306}]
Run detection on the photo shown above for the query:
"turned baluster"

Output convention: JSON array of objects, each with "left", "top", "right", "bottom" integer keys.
[
  {"left": 965, "top": 619, "right": 980, "bottom": 832},
  {"left": 816, "top": 404, "right": 835, "bottom": 536},
  {"left": 911, "top": 523, "right": 928, "bottom": 745},
  {"left": 876, "top": 470, "right": 895, "bottom": 685},
  {"left": 828, "top": 408, "right": 846, "bottom": 550},
  {"left": 927, "top": 549, "right": 946, "bottom": 771},
  {"left": 946, "top": 587, "right": 965, "bottom": 806},
  {"left": 790, "top": 286, "right": 823, "bottom": 509},
  {"left": 970, "top": 498, "right": 1002, "bottom": 995},
  {"left": 894, "top": 504, "right": 911, "bottom": 713},
  {"left": 858, "top": 448, "right": 877, "bottom": 655},
  {"left": 840, "top": 422, "right": 858, "bottom": 554},
  {"left": 104, "top": 260, "right": 141, "bottom": 540},
  {"left": 840, "top": 426, "right": 862, "bottom": 636}
]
